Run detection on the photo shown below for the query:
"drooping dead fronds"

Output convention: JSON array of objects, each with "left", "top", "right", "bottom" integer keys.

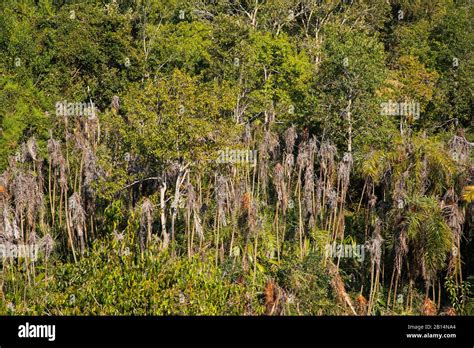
[
  {"left": 394, "top": 227, "right": 408, "bottom": 277},
  {"left": 318, "top": 141, "right": 337, "bottom": 227},
  {"left": 264, "top": 280, "right": 287, "bottom": 315},
  {"left": 241, "top": 192, "right": 258, "bottom": 235},
  {"left": 68, "top": 193, "right": 86, "bottom": 254},
  {"left": 111, "top": 95, "right": 120, "bottom": 112},
  {"left": 389, "top": 224, "right": 409, "bottom": 307},
  {"left": 366, "top": 218, "right": 384, "bottom": 314},
  {"left": 1, "top": 204, "right": 20, "bottom": 243},
  {"left": 39, "top": 233, "right": 54, "bottom": 260},
  {"left": 439, "top": 306, "right": 456, "bottom": 316},
  {"left": 242, "top": 123, "right": 252, "bottom": 145},
  {"left": 442, "top": 189, "right": 465, "bottom": 242},
  {"left": 0, "top": 170, "right": 10, "bottom": 193},
  {"left": 283, "top": 126, "right": 297, "bottom": 155},
  {"left": 215, "top": 175, "right": 228, "bottom": 227},
  {"left": 337, "top": 152, "right": 353, "bottom": 189},
  {"left": 334, "top": 152, "right": 353, "bottom": 238},
  {"left": 367, "top": 218, "right": 384, "bottom": 272},
  {"left": 392, "top": 171, "right": 409, "bottom": 211},
  {"left": 296, "top": 145, "right": 308, "bottom": 171},
  {"left": 47, "top": 137, "right": 67, "bottom": 189},
  {"left": 139, "top": 198, "right": 154, "bottom": 251},
  {"left": 314, "top": 179, "right": 323, "bottom": 216},
  {"left": 307, "top": 137, "right": 318, "bottom": 168},
  {"left": 326, "top": 188, "right": 337, "bottom": 210},
  {"left": 267, "top": 131, "right": 280, "bottom": 158},
  {"left": 319, "top": 141, "right": 337, "bottom": 177},
  {"left": 356, "top": 294, "right": 368, "bottom": 315},
  {"left": 82, "top": 146, "right": 101, "bottom": 212},
  {"left": 186, "top": 183, "right": 204, "bottom": 241},
  {"left": 421, "top": 298, "right": 437, "bottom": 315},
  {"left": 284, "top": 153, "right": 294, "bottom": 179},
  {"left": 273, "top": 163, "right": 287, "bottom": 213},
  {"left": 303, "top": 163, "right": 314, "bottom": 227},
  {"left": 26, "top": 137, "right": 38, "bottom": 162},
  {"left": 449, "top": 134, "right": 471, "bottom": 165},
  {"left": 442, "top": 189, "right": 464, "bottom": 276},
  {"left": 327, "top": 259, "right": 357, "bottom": 315},
  {"left": 10, "top": 170, "right": 43, "bottom": 236}
]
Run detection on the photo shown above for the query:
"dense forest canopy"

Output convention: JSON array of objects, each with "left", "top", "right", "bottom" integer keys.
[{"left": 0, "top": 0, "right": 472, "bottom": 315}]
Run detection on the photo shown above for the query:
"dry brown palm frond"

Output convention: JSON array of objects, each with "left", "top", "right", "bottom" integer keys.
[
  {"left": 248, "top": 196, "right": 259, "bottom": 235},
  {"left": 315, "top": 179, "right": 323, "bottom": 215},
  {"left": 47, "top": 137, "right": 68, "bottom": 189},
  {"left": 1, "top": 204, "right": 20, "bottom": 243},
  {"left": 441, "top": 189, "right": 464, "bottom": 275},
  {"left": 139, "top": 198, "right": 154, "bottom": 251},
  {"left": 47, "top": 137, "right": 61, "bottom": 165},
  {"left": 242, "top": 123, "right": 252, "bottom": 145},
  {"left": 366, "top": 218, "right": 384, "bottom": 271},
  {"left": 284, "top": 153, "right": 294, "bottom": 178},
  {"left": 319, "top": 141, "right": 337, "bottom": 175},
  {"left": 265, "top": 130, "right": 280, "bottom": 160},
  {"left": 39, "top": 233, "right": 54, "bottom": 260},
  {"left": 392, "top": 171, "right": 408, "bottom": 210},
  {"left": 420, "top": 156, "right": 429, "bottom": 194},
  {"left": 303, "top": 163, "right": 314, "bottom": 226},
  {"left": 283, "top": 126, "right": 297, "bottom": 155},
  {"left": 442, "top": 189, "right": 464, "bottom": 240},
  {"left": 0, "top": 170, "right": 10, "bottom": 192},
  {"left": 296, "top": 145, "right": 308, "bottom": 170},
  {"left": 439, "top": 306, "right": 456, "bottom": 316},
  {"left": 186, "top": 182, "right": 197, "bottom": 214},
  {"left": 258, "top": 140, "right": 269, "bottom": 192},
  {"left": 111, "top": 95, "right": 120, "bottom": 111},
  {"left": 273, "top": 163, "right": 287, "bottom": 213},
  {"left": 421, "top": 298, "right": 437, "bottom": 315},
  {"left": 394, "top": 227, "right": 408, "bottom": 277},
  {"left": 337, "top": 152, "right": 353, "bottom": 189},
  {"left": 307, "top": 137, "right": 318, "bottom": 167},
  {"left": 327, "top": 259, "right": 357, "bottom": 315},
  {"left": 26, "top": 137, "right": 38, "bottom": 162},
  {"left": 240, "top": 192, "right": 258, "bottom": 235},
  {"left": 241, "top": 192, "right": 251, "bottom": 212},
  {"left": 11, "top": 170, "right": 43, "bottom": 231},
  {"left": 420, "top": 257, "right": 430, "bottom": 289},
  {"left": 165, "top": 161, "right": 181, "bottom": 181},
  {"left": 326, "top": 188, "right": 337, "bottom": 210},
  {"left": 68, "top": 192, "right": 86, "bottom": 254},
  {"left": 368, "top": 193, "right": 378, "bottom": 208},
  {"left": 194, "top": 213, "right": 204, "bottom": 241},
  {"left": 215, "top": 175, "right": 228, "bottom": 227},
  {"left": 28, "top": 230, "right": 39, "bottom": 246},
  {"left": 449, "top": 134, "right": 471, "bottom": 165},
  {"left": 185, "top": 182, "right": 204, "bottom": 241},
  {"left": 258, "top": 130, "right": 279, "bottom": 197},
  {"left": 442, "top": 204, "right": 464, "bottom": 243},
  {"left": 356, "top": 294, "right": 368, "bottom": 315},
  {"left": 264, "top": 280, "right": 286, "bottom": 315},
  {"left": 82, "top": 146, "right": 99, "bottom": 206},
  {"left": 232, "top": 180, "right": 245, "bottom": 213}
]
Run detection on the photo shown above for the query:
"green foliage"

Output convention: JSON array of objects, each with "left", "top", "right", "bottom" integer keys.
[
  {"left": 0, "top": 0, "right": 472, "bottom": 317},
  {"left": 0, "top": 77, "right": 50, "bottom": 170},
  {"left": 0, "top": 239, "right": 251, "bottom": 315},
  {"left": 445, "top": 275, "right": 472, "bottom": 315}
]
